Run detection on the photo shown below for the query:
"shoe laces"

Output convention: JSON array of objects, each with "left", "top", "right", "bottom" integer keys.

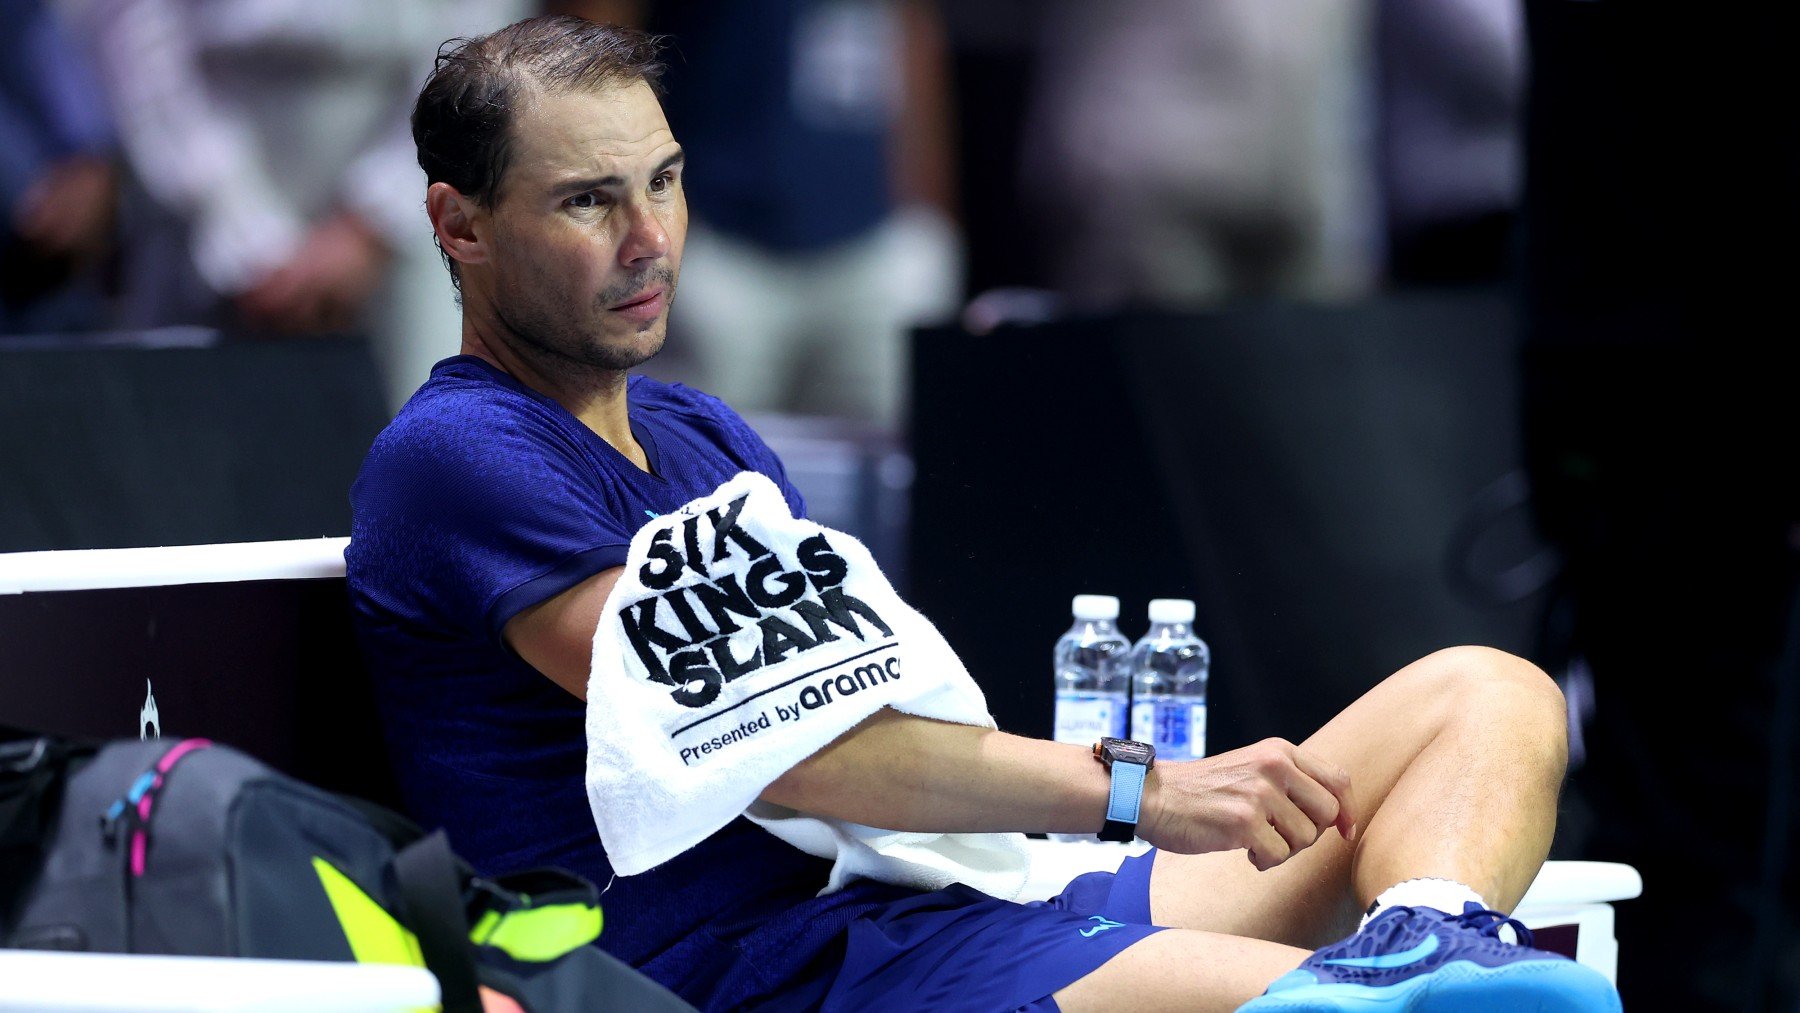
[{"left": 1449, "top": 902, "right": 1534, "bottom": 947}]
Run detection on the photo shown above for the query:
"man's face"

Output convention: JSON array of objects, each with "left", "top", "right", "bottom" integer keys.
[{"left": 481, "top": 79, "right": 686, "bottom": 373}]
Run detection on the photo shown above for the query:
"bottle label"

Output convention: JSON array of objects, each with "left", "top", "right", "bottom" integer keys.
[
  {"left": 1130, "top": 701, "right": 1154, "bottom": 743},
  {"left": 1054, "top": 694, "right": 1121, "bottom": 744},
  {"left": 1131, "top": 700, "right": 1192, "bottom": 760},
  {"left": 1188, "top": 703, "right": 1207, "bottom": 759}
]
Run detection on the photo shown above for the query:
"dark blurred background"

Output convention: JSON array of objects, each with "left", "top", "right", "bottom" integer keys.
[{"left": 1, "top": 0, "right": 1795, "bottom": 1008}]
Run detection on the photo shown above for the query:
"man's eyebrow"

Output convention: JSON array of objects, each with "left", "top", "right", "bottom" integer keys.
[{"left": 550, "top": 148, "right": 686, "bottom": 196}]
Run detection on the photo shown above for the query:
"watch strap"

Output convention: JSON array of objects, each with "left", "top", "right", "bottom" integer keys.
[{"left": 1099, "top": 758, "right": 1147, "bottom": 843}]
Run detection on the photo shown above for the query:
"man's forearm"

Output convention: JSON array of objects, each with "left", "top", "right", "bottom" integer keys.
[
  {"left": 760, "top": 707, "right": 1360, "bottom": 869},
  {"left": 759, "top": 709, "right": 1112, "bottom": 837}
]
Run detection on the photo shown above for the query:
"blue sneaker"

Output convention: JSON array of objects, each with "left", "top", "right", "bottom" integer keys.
[{"left": 1237, "top": 903, "right": 1622, "bottom": 1011}]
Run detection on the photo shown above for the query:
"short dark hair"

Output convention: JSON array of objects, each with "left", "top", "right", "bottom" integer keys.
[{"left": 411, "top": 16, "right": 666, "bottom": 291}]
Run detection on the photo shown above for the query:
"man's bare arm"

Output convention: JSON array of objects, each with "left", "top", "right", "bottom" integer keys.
[
  {"left": 765, "top": 712, "right": 1359, "bottom": 869},
  {"left": 504, "top": 567, "right": 1104, "bottom": 828},
  {"left": 505, "top": 568, "right": 1357, "bottom": 866},
  {"left": 503, "top": 566, "right": 624, "bottom": 700},
  {"left": 764, "top": 709, "right": 1108, "bottom": 835}
]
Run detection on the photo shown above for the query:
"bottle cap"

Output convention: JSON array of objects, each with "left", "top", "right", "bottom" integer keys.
[
  {"left": 1071, "top": 594, "right": 1120, "bottom": 620},
  {"left": 1147, "top": 598, "right": 1195, "bottom": 624}
]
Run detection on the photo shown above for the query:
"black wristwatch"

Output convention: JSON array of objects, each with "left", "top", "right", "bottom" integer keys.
[{"left": 1093, "top": 737, "right": 1155, "bottom": 843}]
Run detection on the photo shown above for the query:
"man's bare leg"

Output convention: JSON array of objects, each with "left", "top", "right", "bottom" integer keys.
[
  {"left": 1054, "top": 646, "right": 1569, "bottom": 1008},
  {"left": 1055, "top": 931, "right": 1313, "bottom": 1012},
  {"left": 1145, "top": 646, "right": 1568, "bottom": 943}
]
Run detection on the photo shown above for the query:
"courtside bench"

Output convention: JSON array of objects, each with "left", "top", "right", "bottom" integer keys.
[{"left": 0, "top": 538, "right": 1640, "bottom": 1002}]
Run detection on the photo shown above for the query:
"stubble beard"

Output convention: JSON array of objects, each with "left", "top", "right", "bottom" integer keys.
[{"left": 497, "top": 264, "right": 678, "bottom": 376}]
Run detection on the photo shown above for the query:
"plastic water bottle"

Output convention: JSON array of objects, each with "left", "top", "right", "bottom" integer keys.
[
  {"left": 1128, "top": 599, "right": 1210, "bottom": 762},
  {"left": 1052, "top": 595, "right": 1132, "bottom": 744},
  {"left": 1051, "top": 595, "right": 1131, "bottom": 841}
]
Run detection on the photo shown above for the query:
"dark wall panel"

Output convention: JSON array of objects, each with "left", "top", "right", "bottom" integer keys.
[
  {"left": 909, "top": 291, "right": 1537, "bottom": 749},
  {"left": 0, "top": 579, "right": 397, "bottom": 807},
  {"left": 0, "top": 337, "right": 388, "bottom": 552}
]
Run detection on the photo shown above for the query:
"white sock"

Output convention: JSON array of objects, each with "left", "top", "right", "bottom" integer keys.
[{"left": 1360, "top": 878, "right": 1489, "bottom": 929}]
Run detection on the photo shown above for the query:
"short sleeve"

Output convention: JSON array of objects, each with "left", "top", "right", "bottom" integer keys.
[{"left": 348, "top": 396, "right": 632, "bottom": 646}]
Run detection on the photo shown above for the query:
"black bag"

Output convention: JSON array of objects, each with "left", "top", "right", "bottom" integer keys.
[
  {"left": 2, "top": 732, "right": 693, "bottom": 1013},
  {"left": 0, "top": 728, "right": 93, "bottom": 930}
]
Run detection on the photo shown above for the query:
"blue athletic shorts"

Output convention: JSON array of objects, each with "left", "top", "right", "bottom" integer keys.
[{"left": 817, "top": 847, "right": 1166, "bottom": 1012}]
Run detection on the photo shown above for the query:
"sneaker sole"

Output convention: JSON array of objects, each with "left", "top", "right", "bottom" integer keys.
[{"left": 1237, "top": 958, "right": 1623, "bottom": 1012}]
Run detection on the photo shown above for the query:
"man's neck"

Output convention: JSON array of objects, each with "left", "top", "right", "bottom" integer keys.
[{"left": 460, "top": 316, "right": 650, "bottom": 473}]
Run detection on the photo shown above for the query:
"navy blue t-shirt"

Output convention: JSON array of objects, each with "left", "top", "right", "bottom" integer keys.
[{"left": 346, "top": 357, "right": 910, "bottom": 1005}]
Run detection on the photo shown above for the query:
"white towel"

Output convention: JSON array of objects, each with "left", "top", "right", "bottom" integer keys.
[{"left": 585, "top": 471, "right": 1030, "bottom": 898}]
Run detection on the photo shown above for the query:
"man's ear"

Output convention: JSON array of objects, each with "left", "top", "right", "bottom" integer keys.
[{"left": 426, "top": 182, "right": 488, "bottom": 269}]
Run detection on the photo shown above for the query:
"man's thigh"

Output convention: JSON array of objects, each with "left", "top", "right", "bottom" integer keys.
[
  {"left": 1148, "top": 832, "right": 1360, "bottom": 950},
  {"left": 1144, "top": 672, "right": 1425, "bottom": 947},
  {"left": 1143, "top": 647, "right": 1543, "bottom": 946},
  {"left": 1052, "top": 929, "right": 1310, "bottom": 1013},
  {"left": 1143, "top": 670, "right": 1407, "bottom": 948}
]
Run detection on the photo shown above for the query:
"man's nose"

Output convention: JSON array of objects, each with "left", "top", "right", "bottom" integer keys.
[{"left": 618, "top": 201, "right": 670, "bottom": 265}]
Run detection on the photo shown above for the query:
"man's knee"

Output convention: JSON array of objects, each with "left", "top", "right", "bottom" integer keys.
[
  {"left": 1405, "top": 647, "right": 1567, "bottom": 747},
  {"left": 1417, "top": 645, "right": 1561, "bottom": 698}
]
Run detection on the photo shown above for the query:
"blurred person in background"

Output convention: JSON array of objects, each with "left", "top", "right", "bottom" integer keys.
[
  {"left": 1, "top": 0, "right": 117, "bottom": 334},
  {"left": 1375, "top": 0, "right": 1525, "bottom": 286},
  {"left": 60, "top": 0, "right": 529, "bottom": 411},
  {"left": 558, "top": 0, "right": 962, "bottom": 431},
  {"left": 1019, "top": 0, "right": 1378, "bottom": 309}
]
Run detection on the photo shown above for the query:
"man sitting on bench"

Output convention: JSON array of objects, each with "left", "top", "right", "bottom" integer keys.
[{"left": 346, "top": 16, "right": 1621, "bottom": 1012}]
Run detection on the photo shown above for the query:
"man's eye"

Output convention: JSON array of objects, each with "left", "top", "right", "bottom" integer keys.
[
  {"left": 568, "top": 193, "right": 599, "bottom": 209},
  {"left": 649, "top": 174, "right": 672, "bottom": 194}
]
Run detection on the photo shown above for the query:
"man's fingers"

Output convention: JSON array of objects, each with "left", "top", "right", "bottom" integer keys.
[
  {"left": 1336, "top": 801, "right": 1359, "bottom": 844},
  {"left": 1245, "top": 816, "right": 1291, "bottom": 872},
  {"left": 1290, "top": 745, "right": 1357, "bottom": 841},
  {"left": 1285, "top": 768, "right": 1341, "bottom": 838},
  {"left": 1266, "top": 792, "right": 1320, "bottom": 856}
]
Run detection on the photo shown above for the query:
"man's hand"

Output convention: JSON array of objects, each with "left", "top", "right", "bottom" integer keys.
[
  {"left": 1140, "top": 738, "right": 1358, "bottom": 872},
  {"left": 13, "top": 156, "right": 117, "bottom": 263},
  {"left": 237, "top": 210, "right": 391, "bottom": 332},
  {"left": 478, "top": 985, "right": 524, "bottom": 1013}
]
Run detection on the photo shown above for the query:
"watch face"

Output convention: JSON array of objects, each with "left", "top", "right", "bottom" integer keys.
[{"left": 1103, "top": 738, "right": 1155, "bottom": 766}]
